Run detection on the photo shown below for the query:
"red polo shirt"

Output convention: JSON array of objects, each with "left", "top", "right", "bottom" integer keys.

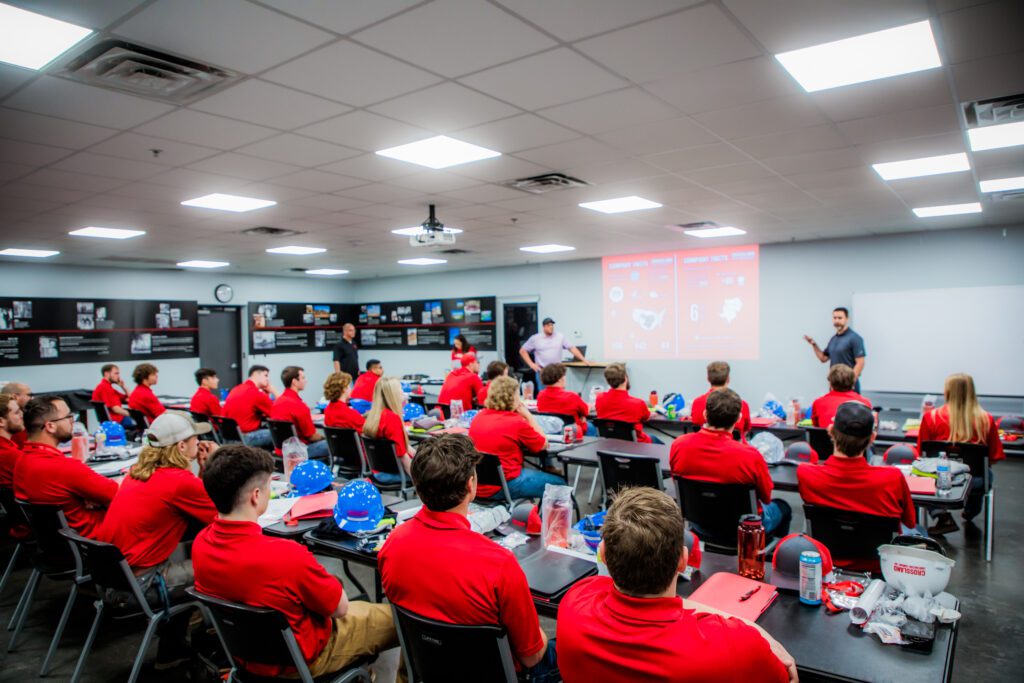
[
  {"left": 190, "top": 387, "right": 221, "bottom": 417},
  {"left": 366, "top": 408, "right": 409, "bottom": 458},
  {"left": 223, "top": 381, "right": 274, "bottom": 433},
  {"left": 689, "top": 390, "right": 752, "bottom": 434},
  {"left": 98, "top": 466, "right": 216, "bottom": 568},
  {"left": 811, "top": 390, "right": 871, "bottom": 428},
  {"left": 0, "top": 435, "right": 21, "bottom": 488},
  {"left": 379, "top": 508, "right": 544, "bottom": 664},
  {"left": 557, "top": 576, "right": 788, "bottom": 683},
  {"left": 129, "top": 384, "right": 166, "bottom": 422},
  {"left": 324, "top": 400, "right": 365, "bottom": 431},
  {"left": 12, "top": 430, "right": 27, "bottom": 447},
  {"left": 350, "top": 372, "right": 379, "bottom": 402},
  {"left": 918, "top": 405, "right": 1005, "bottom": 463},
  {"left": 477, "top": 381, "right": 492, "bottom": 407},
  {"left": 13, "top": 441, "right": 118, "bottom": 538},
  {"left": 437, "top": 368, "right": 483, "bottom": 409},
  {"left": 595, "top": 389, "right": 652, "bottom": 443},
  {"left": 670, "top": 428, "right": 774, "bottom": 505},
  {"left": 193, "top": 518, "right": 343, "bottom": 677},
  {"left": 269, "top": 389, "right": 317, "bottom": 443},
  {"left": 537, "top": 386, "right": 589, "bottom": 437},
  {"left": 468, "top": 409, "right": 548, "bottom": 499},
  {"left": 450, "top": 345, "right": 477, "bottom": 362},
  {"left": 798, "top": 456, "right": 915, "bottom": 530},
  {"left": 92, "top": 379, "right": 128, "bottom": 423}
]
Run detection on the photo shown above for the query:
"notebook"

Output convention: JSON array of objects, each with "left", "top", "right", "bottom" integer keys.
[
  {"left": 906, "top": 474, "right": 937, "bottom": 495},
  {"left": 688, "top": 572, "right": 778, "bottom": 622},
  {"left": 519, "top": 549, "right": 597, "bottom": 601},
  {"left": 284, "top": 490, "right": 337, "bottom": 522}
]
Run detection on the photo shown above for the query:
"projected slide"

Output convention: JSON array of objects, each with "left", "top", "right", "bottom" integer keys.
[{"left": 602, "top": 245, "right": 759, "bottom": 360}]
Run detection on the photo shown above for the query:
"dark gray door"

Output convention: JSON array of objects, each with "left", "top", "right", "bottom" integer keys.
[
  {"left": 503, "top": 302, "right": 538, "bottom": 372},
  {"left": 198, "top": 306, "right": 242, "bottom": 388}
]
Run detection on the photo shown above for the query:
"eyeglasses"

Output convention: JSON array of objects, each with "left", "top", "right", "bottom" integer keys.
[{"left": 48, "top": 413, "right": 75, "bottom": 424}]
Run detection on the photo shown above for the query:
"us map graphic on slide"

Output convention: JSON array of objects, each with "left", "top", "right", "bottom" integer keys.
[{"left": 603, "top": 245, "right": 759, "bottom": 360}]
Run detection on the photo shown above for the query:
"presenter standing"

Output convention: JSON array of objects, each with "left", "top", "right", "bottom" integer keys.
[
  {"left": 519, "top": 317, "right": 590, "bottom": 372},
  {"left": 332, "top": 323, "right": 359, "bottom": 378},
  {"left": 804, "top": 307, "right": 866, "bottom": 393}
]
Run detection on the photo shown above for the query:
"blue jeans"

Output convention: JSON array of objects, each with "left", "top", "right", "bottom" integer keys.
[
  {"left": 120, "top": 415, "right": 137, "bottom": 429},
  {"left": 306, "top": 439, "right": 329, "bottom": 461},
  {"left": 373, "top": 471, "right": 405, "bottom": 485},
  {"left": 507, "top": 468, "right": 566, "bottom": 499},
  {"left": 964, "top": 467, "right": 993, "bottom": 520},
  {"left": 242, "top": 428, "right": 273, "bottom": 449},
  {"left": 519, "top": 640, "right": 558, "bottom": 682}
]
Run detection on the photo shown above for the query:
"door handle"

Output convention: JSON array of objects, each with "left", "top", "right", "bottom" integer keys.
[{"left": 230, "top": 363, "right": 238, "bottom": 369}]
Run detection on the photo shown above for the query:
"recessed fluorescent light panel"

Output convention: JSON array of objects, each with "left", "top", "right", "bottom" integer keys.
[
  {"left": 0, "top": 248, "right": 59, "bottom": 258},
  {"left": 684, "top": 226, "right": 747, "bottom": 238},
  {"left": 375, "top": 136, "right": 500, "bottom": 169},
  {"left": 871, "top": 153, "right": 970, "bottom": 181},
  {"left": 306, "top": 269, "right": 349, "bottom": 276},
  {"left": 0, "top": 4, "right": 93, "bottom": 70},
  {"left": 979, "top": 176, "right": 1024, "bottom": 193},
  {"left": 579, "top": 196, "right": 662, "bottom": 214},
  {"left": 181, "top": 193, "right": 276, "bottom": 212},
  {"left": 177, "top": 260, "right": 229, "bottom": 268},
  {"left": 266, "top": 246, "right": 326, "bottom": 255},
  {"left": 912, "top": 203, "right": 982, "bottom": 218},
  {"left": 398, "top": 258, "right": 447, "bottom": 266},
  {"left": 967, "top": 120, "right": 1024, "bottom": 152},
  {"left": 69, "top": 226, "right": 145, "bottom": 239},
  {"left": 520, "top": 244, "right": 575, "bottom": 254},
  {"left": 391, "top": 226, "right": 463, "bottom": 236},
  {"left": 775, "top": 20, "right": 941, "bottom": 92}
]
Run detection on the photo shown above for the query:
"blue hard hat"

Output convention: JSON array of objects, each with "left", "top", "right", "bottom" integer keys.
[
  {"left": 664, "top": 394, "right": 686, "bottom": 412},
  {"left": 349, "top": 398, "right": 372, "bottom": 415},
  {"left": 403, "top": 402, "right": 425, "bottom": 421},
  {"left": 290, "top": 460, "right": 333, "bottom": 496},
  {"left": 461, "top": 409, "right": 479, "bottom": 423},
  {"left": 333, "top": 479, "right": 385, "bottom": 533},
  {"left": 804, "top": 405, "right": 813, "bottom": 419},
  {"left": 764, "top": 400, "right": 787, "bottom": 421},
  {"left": 400, "top": 381, "right": 412, "bottom": 393},
  {"left": 101, "top": 421, "right": 127, "bottom": 446}
]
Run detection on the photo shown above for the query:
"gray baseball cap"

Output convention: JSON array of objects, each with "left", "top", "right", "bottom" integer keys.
[{"left": 145, "top": 411, "right": 212, "bottom": 447}]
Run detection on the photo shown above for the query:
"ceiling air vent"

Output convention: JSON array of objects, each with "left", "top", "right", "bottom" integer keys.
[
  {"left": 990, "top": 189, "right": 1024, "bottom": 202},
  {"left": 56, "top": 39, "right": 240, "bottom": 104},
  {"left": 99, "top": 256, "right": 178, "bottom": 266},
  {"left": 505, "top": 173, "right": 590, "bottom": 194},
  {"left": 963, "top": 92, "right": 1024, "bottom": 127},
  {"left": 241, "top": 226, "right": 304, "bottom": 237},
  {"left": 437, "top": 248, "right": 471, "bottom": 254}
]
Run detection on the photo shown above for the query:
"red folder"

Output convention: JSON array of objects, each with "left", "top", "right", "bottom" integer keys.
[
  {"left": 906, "top": 474, "right": 936, "bottom": 495},
  {"left": 688, "top": 572, "right": 777, "bottom": 622},
  {"left": 750, "top": 417, "right": 777, "bottom": 428},
  {"left": 284, "top": 490, "right": 337, "bottom": 522}
]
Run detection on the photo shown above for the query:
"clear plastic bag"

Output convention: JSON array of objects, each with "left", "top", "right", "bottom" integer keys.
[
  {"left": 750, "top": 431, "right": 785, "bottom": 465},
  {"left": 541, "top": 483, "right": 574, "bottom": 549},
  {"left": 281, "top": 436, "right": 308, "bottom": 483}
]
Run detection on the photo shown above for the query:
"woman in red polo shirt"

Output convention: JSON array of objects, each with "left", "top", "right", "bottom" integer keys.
[
  {"left": 450, "top": 334, "right": 477, "bottom": 369},
  {"left": 322, "top": 372, "right": 365, "bottom": 431},
  {"left": 362, "top": 377, "right": 414, "bottom": 485},
  {"left": 128, "top": 362, "right": 166, "bottom": 423},
  {"left": 919, "top": 373, "right": 1004, "bottom": 533}
]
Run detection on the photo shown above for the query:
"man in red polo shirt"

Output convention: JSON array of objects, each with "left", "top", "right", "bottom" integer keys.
[
  {"left": 689, "top": 361, "right": 751, "bottom": 435},
  {"left": 557, "top": 487, "right": 795, "bottom": 683},
  {"left": 223, "top": 365, "right": 276, "bottom": 449},
  {"left": 129, "top": 362, "right": 166, "bottom": 423},
  {"left": 811, "top": 364, "right": 872, "bottom": 428},
  {"left": 380, "top": 434, "right": 557, "bottom": 678},
  {"left": 350, "top": 359, "right": 382, "bottom": 402},
  {"left": 0, "top": 391, "right": 25, "bottom": 489},
  {"left": 193, "top": 445, "right": 400, "bottom": 680},
  {"left": 477, "top": 360, "right": 509, "bottom": 406},
  {"left": 670, "top": 389, "right": 790, "bottom": 538},
  {"left": 798, "top": 401, "right": 917, "bottom": 567},
  {"left": 537, "top": 363, "right": 589, "bottom": 438},
  {"left": 14, "top": 395, "right": 118, "bottom": 538},
  {"left": 269, "top": 366, "right": 328, "bottom": 460},
  {"left": 437, "top": 353, "right": 484, "bottom": 412},
  {"left": 189, "top": 367, "right": 221, "bottom": 418},
  {"left": 1, "top": 382, "right": 31, "bottom": 447},
  {"left": 594, "top": 362, "right": 655, "bottom": 443},
  {"left": 90, "top": 364, "right": 135, "bottom": 427}
]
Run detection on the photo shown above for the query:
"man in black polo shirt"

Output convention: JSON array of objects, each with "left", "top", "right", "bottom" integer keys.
[
  {"left": 332, "top": 323, "right": 359, "bottom": 378},
  {"left": 804, "top": 307, "right": 866, "bottom": 393}
]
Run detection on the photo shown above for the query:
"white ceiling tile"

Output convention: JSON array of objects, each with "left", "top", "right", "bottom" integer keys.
[
  {"left": 0, "top": 138, "right": 73, "bottom": 166},
  {"left": 447, "top": 155, "right": 551, "bottom": 183},
  {"left": 940, "top": 0, "right": 1024, "bottom": 64},
  {"left": 441, "top": 184, "right": 528, "bottom": 203},
  {"left": 369, "top": 83, "right": 519, "bottom": 132},
  {"left": 115, "top": 0, "right": 334, "bottom": 73},
  {"left": 0, "top": 161, "right": 34, "bottom": 182},
  {"left": 460, "top": 48, "right": 627, "bottom": 110},
  {"left": 722, "top": 0, "right": 929, "bottom": 53},
  {"left": 644, "top": 57, "right": 802, "bottom": 115},
  {"left": 565, "top": 159, "right": 664, "bottom": 186},
  {"left": 185, "top": 153, "right": 301, "bottom": 181},
  {"left": 856, "top": 132, "right": 966, "bottom": 165},
  {"left": 731, "top": 124, "right": 849, "bottom": 159},
  {"left": 952, "top": 51, "right": 1024, "bottom": 102},
  {"left": 135, "top": 109, "right": 277, "bottom": 149},
  {"left": 5, "top": 0, "right": 145, "bottom": 28},
  {"left": 595, "top": 116, "right": 717, "bottom": 156},
  {"left": 682, "top": 162, "right": 774, "bottom": 187},
  {"left": 190, "top": 79, "right": 351, "bottom": 129},
  {"left": 0, "top": 63, "right": 34, "bottom": 99},
  {"left": 645, "top": 143, "right": 750, "bottom": 172},
  {"left": 761, "top": 147, "right": 865, "bottom": 175},
  {"left": 88, "top": 132, "right": 220, "bottom": 166},
  {"left": 318, "top": 153, "right": 420, "bottom": 182},
  {"left": 262, "top": 41, "right": 441, "bottom": 107},
  {"left": 336, "top": 183, "right": 426, "bottom": 204},
  {"left": 270, "top": 170, "right": 367, "bottom": 193},
  {"left": 517, "top": 138, "right": 624, "bottom": 168},
  {"left": 20, "top": 168, "right": 128, "bottom": 193},
  {"left": 783, "top": 166, "right": 884, "bottom": 192},
  {"left": 50, "top": 151, "right": 167, "bottom": 180},
  {"left": 692, "top": 95, "right": 830, "bottom": 140},
  {"left": 494, "top": 0, "right": 701, "bottom": 41},
  {"left": 355, "top": 0, "right": 556, "bottom": 77},
  {"left": 0, "top": 108, "right": 117, "bottom": 148},
  {"left": 389, "top": 172, "right": 482, "bottom": 194},
  {"left": 887, "top": 172, "right": 978, "bottom": 205},
  {"left": 811, "top": 70, "right": 952, "bottom": 123},
  {"left": 455, "top": 114, "right": 582, "bottom": 153},
  {"left": 296, "top": 110, "right": 429, "bottom": 152},
  {"left": 258, "top": 0, "right": 421, "bottom": 34},
  {"left": 836, "top": 104, "right": 961, "bottom": 145},
  {"left": 575, "top": 4, "right": 760, "bottom": 83},
  {"left": 5, "top": 76, "right": 173, "bottom": 128},
  {"left": 290, "top": 194, "right": 372, "bottom": 213},
  {"left": 146, "top": 168, "right": 251, "bottom": 192},
  {"left": 346, "top": 203, "right": 420, "bottom": 219},
  {"left": 234, "top": 134, "right": 361, "bottom": 167},
  {"left": 539, "top": 88, "right": 678, "bottom": 135}
]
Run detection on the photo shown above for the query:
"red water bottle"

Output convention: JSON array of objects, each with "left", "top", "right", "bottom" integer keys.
[
  {"left": 649, "top": 390, "right": 658, "bottom": 407},
  {"left": 737, "top": 514, "right": 765, "bottom": 580}
]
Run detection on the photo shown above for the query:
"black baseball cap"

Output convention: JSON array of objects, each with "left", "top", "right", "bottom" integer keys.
[
  {"left": 833, "top": 401, "right": 874, "bottom": 437},
  {"left": 542, "top": 317, "right": 555, "bottom": 325}
]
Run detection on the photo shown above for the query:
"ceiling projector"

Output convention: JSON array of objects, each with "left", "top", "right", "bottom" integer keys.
[{"left": 410, "top": 204, "right": 457, "bottom": 247}]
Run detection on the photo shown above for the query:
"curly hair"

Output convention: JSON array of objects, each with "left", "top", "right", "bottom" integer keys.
[
  {"left": 485, "top": 375, "right": 519, "bottom": 412},
  {"left": 132, "top": 363, "right": 158, "bottom": 385},
  {"left": 323, "top": 372, "right": 352, "bottom": 402}
]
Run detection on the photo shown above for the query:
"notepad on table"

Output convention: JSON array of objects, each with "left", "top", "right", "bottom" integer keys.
[
  {"left": 906, "top": 474, "right": 937, "bottom": 494},
  {"left": 688, "top": 572, "right": 777, "bottom": 622}
]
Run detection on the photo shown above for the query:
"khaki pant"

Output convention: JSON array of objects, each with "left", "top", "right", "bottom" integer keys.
[{"left": 306, "top": 601, "right": 406, "bottom": 682}]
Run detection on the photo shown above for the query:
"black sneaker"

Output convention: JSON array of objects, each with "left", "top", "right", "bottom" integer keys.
[{"left": 927, "top": 512, "right": 959, "bottom": 536}]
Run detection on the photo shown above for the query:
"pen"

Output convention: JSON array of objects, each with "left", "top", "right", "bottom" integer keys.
[{"left": 739, "top": 585, "right": 761, "bottom": 602}]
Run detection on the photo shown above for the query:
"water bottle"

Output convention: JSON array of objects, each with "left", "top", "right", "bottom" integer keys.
[
  {"left": 589, "top": 385, "right": 601, "bottom": 405},
  {"left": 70, "top": 422, "right": 89, "bottom": 462},
  {"left": 93, "top": 428, "right": 106, "bottom": 456},
  {"left": 522, "top": 382, "right": 534, "bottom": 401},
  {"left": 936, "top": 454, "right": 952, "bottom": 494},
  {"left": 737, "top": 514, "right": 765, "bottom": 580},
  {"left": 649, "top": 390, "right": 658, "bottom": 407}
]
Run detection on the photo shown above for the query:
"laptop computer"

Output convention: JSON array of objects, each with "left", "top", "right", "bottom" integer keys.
[
  {"left": 564, "top": 345, "right": 586, "bottom": 361},
  {"left": 519, "top": 548, "right": 597, "bottom": 601}
]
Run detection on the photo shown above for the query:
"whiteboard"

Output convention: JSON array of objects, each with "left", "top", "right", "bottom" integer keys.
[{"left": 853, "top": 285, "right": 1024, "bottom": 395}]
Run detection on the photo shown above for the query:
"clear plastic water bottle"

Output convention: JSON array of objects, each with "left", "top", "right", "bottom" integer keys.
[
  {"left": 93, "top": 428, "right": 106, "bottom": 456},
  {"left": 71, "top": 422, "right": 89, "bottom": 462},
  {"left": 936, "top": 455, "right": 952, "bottom": 494}
]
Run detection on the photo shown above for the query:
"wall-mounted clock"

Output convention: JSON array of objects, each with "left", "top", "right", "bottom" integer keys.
[{"left": 214, "top": 283, "right": 234, "bottom": 303}]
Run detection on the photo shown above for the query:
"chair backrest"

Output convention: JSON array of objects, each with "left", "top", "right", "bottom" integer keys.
[
  {"left": 185, "top": 587, "right": 313, "bottom": 682},
  {"left": 267, "top": 419, "right": 298, "bottom": 452},
  {"left": 597, "top": 451, "right": 662, "bottom": 496},
  {"left": 58, "top": 529, "right": 149, "bottom": 606},
  {"left": 805, "top": 427, "right": 834, "bottom": 459},
  {"left": 803, "top": 504, "right": 899, "bottom": 568},
  {"left": 323, "top": 427, "right": 365, "bottom": 476},
  {"left": 209, "top": 415, "right": 244, "bottom": 442},
  {"left": 391, "top": 603, "right": 517, "bottom": 683},
  {"left": 91, "top": 401, "right": 111, "bottom": 425},
  {"left": 535, "top": 412, "right": 575, "bottom": 426},
  {"left": 438, "top": 403, "right": 452, "bottom": 420},
  {"left": 128, "top": 409, "right": 151, "bottom": 429},
  {"left": 674, "top": 478, "right": 757, "bottom": 552},
  {"left": 474, "top": 453, "right": 513, "bottom": 508},
  {"left": 361, "top": 436, "right": 401, "bottom": 475},
  {"left": 919, "top": 440, "right": 989, "bottom": 479},
  {"left": 593, "top": 418, "right": 636, "bottom": 441},
  {"left": 16, "top": 500, "right": 76, "bottom": 569}
]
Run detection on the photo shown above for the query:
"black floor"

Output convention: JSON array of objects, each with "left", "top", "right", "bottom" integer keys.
[{"left": 1, "top": 459, "right": 1022, "bottom": 682}]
